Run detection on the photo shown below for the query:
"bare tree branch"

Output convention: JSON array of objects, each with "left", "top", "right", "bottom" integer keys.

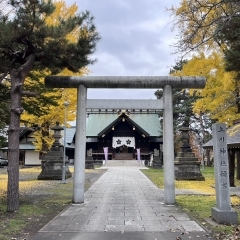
[{"left": 170, "top": 0, "right": 240, "bottom": 55}]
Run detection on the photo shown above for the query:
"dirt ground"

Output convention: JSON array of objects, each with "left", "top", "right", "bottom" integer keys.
[{"left": 0, "top": 166, "right": 106, "bottom": 240}]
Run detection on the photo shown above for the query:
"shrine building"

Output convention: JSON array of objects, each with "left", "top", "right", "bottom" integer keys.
[{"left": 66, "top": 109, "right": 162, "bottom": 162}]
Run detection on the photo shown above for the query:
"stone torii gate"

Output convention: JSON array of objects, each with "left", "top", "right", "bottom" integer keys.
[{"left": 45, "top": 76, "right": 206, "bottom": 205}]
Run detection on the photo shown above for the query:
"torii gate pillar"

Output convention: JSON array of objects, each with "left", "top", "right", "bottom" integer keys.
[
  {"left": 45, "top": 76, "right": 206, "bottom": 206},
  {"left": 163, "top": 85, "right": 175, "bottom": 205},
  {"left": 74, "top": 85, "right": 87, "bottom": 203}
]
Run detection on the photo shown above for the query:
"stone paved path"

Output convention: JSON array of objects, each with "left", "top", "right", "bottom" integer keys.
[{"left": 38, "top": 165, "right": 205, "bottom": 233}]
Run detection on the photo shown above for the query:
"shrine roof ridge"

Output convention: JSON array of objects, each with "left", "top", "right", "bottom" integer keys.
[
  {"left": 45, "top": 76, "right": 206, "bottom": 89},
  {"left": 86, "top": 109, "right": 159, "bottom": 114}
]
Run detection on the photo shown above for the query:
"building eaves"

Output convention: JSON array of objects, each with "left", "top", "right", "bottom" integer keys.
[
  {"left": 203, "top": 124, "right": 240, "bottom": 149},
  {"left": 65, "top": 127, "right": 76, "bottom": 144}
]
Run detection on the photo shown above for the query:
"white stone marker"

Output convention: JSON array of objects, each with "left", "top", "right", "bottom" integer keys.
[{"left": 211, "top": 123, "right": 238, "bottom": 224}]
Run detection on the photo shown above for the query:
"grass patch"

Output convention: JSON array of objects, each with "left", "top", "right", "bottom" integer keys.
[
  {"left": 0, "top": 202, "right": 44, "bottom": 239},
  {"left": 0, "top": 218, "right": 26, "bottom": 240},
  {"left": 142, "top": 166, "right": 240, "bottom": 235}
]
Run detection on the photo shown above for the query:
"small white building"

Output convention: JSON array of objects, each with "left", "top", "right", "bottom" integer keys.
[
  {"left": 19, "top": 128, "right": 40, "bottom": 165},
  {"left": 1, "top": 127, "right": 41, "bottom": 166},
  {"left": 19, "top": 143, "right": 40, "bottom": 166}
]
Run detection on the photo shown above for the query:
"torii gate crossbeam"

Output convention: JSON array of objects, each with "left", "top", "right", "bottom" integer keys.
[
  {"left": 86, "top": 99, "right": 163, "bottom": 110},
  {"left": 45, "top": 76, "right": 206, "bottom": 206}
]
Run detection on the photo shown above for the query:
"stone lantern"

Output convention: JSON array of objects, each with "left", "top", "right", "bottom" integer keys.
[
  {"left": 52, "top": 122, "right": 63, "bottom": 147},
  {"left": 179, "top": 127, "right": 192, "bottom": 152},
  {"left": 174, "top": 127, "right": 205, "bottom": 180},
  {"left": 38, "top": 122, "right": 72, "bottom": 180}
]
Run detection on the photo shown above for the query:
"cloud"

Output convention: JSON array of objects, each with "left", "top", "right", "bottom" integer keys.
[{"left": 65, "top": 0, "right": 180, "bottom": 99}]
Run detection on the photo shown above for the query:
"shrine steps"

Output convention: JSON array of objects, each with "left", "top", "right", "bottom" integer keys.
[
  {"left": 114, "top": 153, "right": 134, "bottom": 160},
  {"left": 104, "top": 160, "right": 143, "bottom": 166}
]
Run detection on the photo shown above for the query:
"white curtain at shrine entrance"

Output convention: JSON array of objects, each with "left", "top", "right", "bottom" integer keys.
[{"left": 112, "top": 137, "right": 135, "bottom": 148}]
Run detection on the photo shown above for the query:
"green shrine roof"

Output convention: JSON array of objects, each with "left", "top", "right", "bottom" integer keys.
[{"left": 86, "top": 113, "right": 162, "bottom": 137}]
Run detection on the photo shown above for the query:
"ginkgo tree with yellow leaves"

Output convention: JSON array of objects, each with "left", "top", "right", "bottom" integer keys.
[
  {"left": 169, "top": 0, "right": 240, "bottom": 124},
  {"left": 21, "top": 68, "right": 88, "bottom": 157},
  {"left": 170, "top": 0, "right": 240, "bottom": 54},
  {"left": 176, "top": 52, "right": 240, "bottom": 126},
  {"left": 168, "top": 0, "right": 240, "bottom": 168}
]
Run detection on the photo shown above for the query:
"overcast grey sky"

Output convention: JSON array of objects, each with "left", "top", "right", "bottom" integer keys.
[{"left": 66, "top": 0, "right": 180, "bottom": 99}]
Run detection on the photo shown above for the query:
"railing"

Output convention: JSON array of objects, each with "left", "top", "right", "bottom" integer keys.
[{"left": 91, "top": 150, "right": 113, "bottom": 161}]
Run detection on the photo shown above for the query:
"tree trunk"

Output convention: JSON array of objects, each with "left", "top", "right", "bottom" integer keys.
[
  {"left": 7, "top": 55, "right": 35, "bottom": 212},
  {"left": 7, "top": 69, "right": 22, "bottom": 212}
]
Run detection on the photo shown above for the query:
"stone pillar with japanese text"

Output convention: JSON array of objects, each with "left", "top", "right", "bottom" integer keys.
[{"left": 211, "top": 123, "right": 238, "bottom": 224}]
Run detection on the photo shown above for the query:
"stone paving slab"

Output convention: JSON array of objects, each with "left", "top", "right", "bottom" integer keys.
[
  {"left": 30, "top": 231, "right": 214, "bottom": 240},
  {"left": 35, "top": 166, "right": 209, "bottom": 236}
]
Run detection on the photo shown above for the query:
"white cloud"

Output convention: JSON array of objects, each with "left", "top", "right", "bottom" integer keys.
[{"left": 65, "top": 0, "right": 181, "bottom": 99}]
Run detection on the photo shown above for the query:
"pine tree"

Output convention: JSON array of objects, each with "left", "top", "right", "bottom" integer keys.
[
  {"left": 155, "top": 60, "right": 213, "bottom": 154},
  {"left": 0, "top": 0, "right": 100, "bottom": 212},
  {"left": 20, "top": 2, "right": 90, "bottom": 159},
  {"left": 216, "top": 16, "right": 240, "bottom": 78}
]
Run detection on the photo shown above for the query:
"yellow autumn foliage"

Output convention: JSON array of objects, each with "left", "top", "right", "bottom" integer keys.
[
  {"left": 45, "top": 0, "right": 79, "bottom": 43},
  {"left": 0, "top": 169, "right": 42, "bottom": 199},
  {"left": 172, "top": 52, "right": 240, "bottom": 126},
  {"left": 0, "top": 174, "right": 7, "bottom": 197},
  {"left": 175, "top": 177, "right": 215, "bottom": 194},
  {"left": 170, "top": 0, "right": 235, "bottom": 53},
  {"left": 0, "top": 167, "right": 75, "bottom": 199}
]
